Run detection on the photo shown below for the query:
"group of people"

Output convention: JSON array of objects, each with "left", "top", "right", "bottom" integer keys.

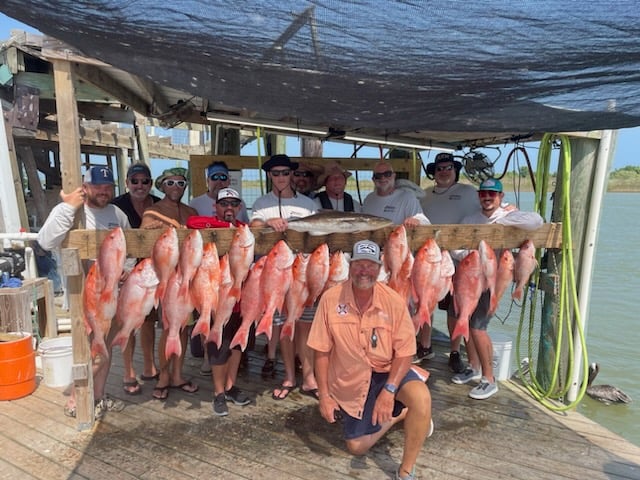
[{"left": 37, "top": 152, "right": 543, "bottom": 480}]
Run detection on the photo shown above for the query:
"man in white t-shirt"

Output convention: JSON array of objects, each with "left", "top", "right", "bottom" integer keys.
[
  {"left": 362, "top": 161, "right": 430, "bottom": 227},
  {"left": 250, "top": 154, "right": 317, "bottom": 400},
  {"left": 415, "top": 153, "right": 481, "bottom": 371}
]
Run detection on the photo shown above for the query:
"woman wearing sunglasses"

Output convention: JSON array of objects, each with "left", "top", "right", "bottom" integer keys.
[
  {"left": 112, "top": 162, "right": 161, "bottom": 395},
  {"left": 190, "top": 161, "right": 249, "bottom": 223}
]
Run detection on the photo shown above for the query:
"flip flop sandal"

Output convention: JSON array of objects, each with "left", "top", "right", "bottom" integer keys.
[
  {"left": 171, "top": 381, "right": 199, "bottom": 394},
  {"left": 272, "top": 383, "right": 296, "bottom": 401},
  {"left": 123, "top": 379, "right": 142, "bottom": 395},
  {"left": 299, "top": 387, "right": 320, "bottom": 400},
  {"left": 140, "top": 373, "right": 159, "bottom": 381},
  {"left": 152, "top": 386, "right": 169, "bottom": 400}
]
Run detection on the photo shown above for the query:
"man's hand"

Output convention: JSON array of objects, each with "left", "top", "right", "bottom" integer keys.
[
  {"left": 402, "top": 216, "right": 420, "bottom": 228},
  {"left": 60, "top": 187, "right": 85, "bottom": 210},
  {"left": 371, "top": 389, "right": 395, "bottom": 425},
  {"left": 319, "top": 394, "right": 340, "bottom": 424},
  {"left": 266, "top": 217, "right": 289, "bottom": 232}
]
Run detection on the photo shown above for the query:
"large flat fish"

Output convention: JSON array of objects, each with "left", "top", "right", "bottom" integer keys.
[{"left": 286, "top": 211, "right": 393, "bottom": 235}]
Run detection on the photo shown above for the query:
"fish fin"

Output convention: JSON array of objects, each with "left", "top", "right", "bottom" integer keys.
[
  {"left": 91, "top": 338, "right": 110, "bottom": 361},
  {"left": 451, "top": 319, "right": 469, "bottom": 342},
  {"left": 111, "top": 331, "right": 130, "bottom": 351},
  {"left": 511, "top": 287, "right": 523, "bottom": 301},
  {"left": 280, "top": 321, "right": 295, "bottom": 341},
  {"left": 206, "top": 328, "right": 222, "bottom": 349},
  {"left": 255, "top": 311, "right": 273, "bottom": 340}
]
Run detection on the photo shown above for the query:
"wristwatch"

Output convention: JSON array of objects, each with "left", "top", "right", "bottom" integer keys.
[{"left": 384, "top": 383, "right": 398, "bottom": 394}]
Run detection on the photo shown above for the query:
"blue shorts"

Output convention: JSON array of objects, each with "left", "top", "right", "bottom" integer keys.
[{"left": 341, "top": 369, "right": 422, "bottom": 440}]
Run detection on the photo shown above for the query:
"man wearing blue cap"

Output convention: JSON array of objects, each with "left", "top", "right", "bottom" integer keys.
[
  {"left": 451, "top": 178, "right": 543, "bottom": 400},
  {"left": 190, "top": 161, "right": 249, "bottom": 223},
  {"left": 38, "top": 166, "right": 133, "bottom": 419}
]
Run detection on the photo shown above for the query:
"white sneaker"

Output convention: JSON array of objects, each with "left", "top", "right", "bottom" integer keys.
[
  {"left": 451, "top": 367, "right": 482, "bottom": 385},
  {"left": 469, "top": 377, "right": 499, "bottom": 400}
]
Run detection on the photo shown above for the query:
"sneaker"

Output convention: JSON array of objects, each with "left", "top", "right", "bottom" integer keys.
[
  {"left": 412, "top": 345, "right": 435, "bottom": 364},
  {"left": 448, "top": 351, "right": 466, "bottom": 373},
  {"left": 93, "top": 395, "right": 125, "bottom": 419},
  {"left": 451, "top": 367, "right": 482, "bottom": 385},
  {"left": 469, "top": 377, "right": 499, "bottom": 400},
  {"left": 395, "top": 467, "right": 416, "bottom": 480},
  {"left": 213, "top": 393, "right": 229, "bottom": 416},
  {"left": 225, "top": 386, "right": 250, "bottom": 406}
]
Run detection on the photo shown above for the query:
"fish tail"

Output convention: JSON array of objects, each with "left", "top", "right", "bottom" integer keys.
[
  {"left": 164, "top": 335, "right": 182, "bottom": 359},
  {"left": 91, "top": 338, "right": 110, "bottom": 361},
  {"left": 512, "top": 287, "right": 523, "bottom": 301},
  {"left": 229, "top": 328, "right": 248, "bottom": 352},
  {"left": 191, "top": 315, "right": 211, "bottom": 338},
  {"left": 255, "top": 311, "right": 273, "bottom": 340},
  {"left": 111, "top": 330, "right": 130, "bottom": 351},
  {"left": 451, "top": 318, "right": 469, "bottom": 342},
  {"left": 280, "top": 322, "right": 295, "bottom": 341},
  {"left": 206, "top": 328, "right": 222, "bottom": 349}
]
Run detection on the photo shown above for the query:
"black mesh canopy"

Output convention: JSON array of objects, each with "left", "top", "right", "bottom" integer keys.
[{"left": 3, "top": 0, "right": 640, "bottom": 144}]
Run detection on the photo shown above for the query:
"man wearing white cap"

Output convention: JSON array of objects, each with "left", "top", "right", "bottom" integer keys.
[{"left": 308, "top": 240, "right": 433, "bottom": 480}]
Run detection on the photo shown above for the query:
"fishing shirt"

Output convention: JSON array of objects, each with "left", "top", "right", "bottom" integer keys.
[
  {"left": 420, "top": 182, "right": 480, "bottom": 224},
  {"left": 362, "top": 189, "right": 430, "bottom": 225},
  {"left": 307, "top": 280, "right": 416, "bottom": 419},
  {"left": 250, "top": 191, "right": 317, "bottom": 222}
]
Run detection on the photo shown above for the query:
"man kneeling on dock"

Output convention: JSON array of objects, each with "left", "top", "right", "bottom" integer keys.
[{"left": 308, "top": 240, "right": 433, "bottom": 480}]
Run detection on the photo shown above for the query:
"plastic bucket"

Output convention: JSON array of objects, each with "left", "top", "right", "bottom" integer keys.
[
  {"left": 39, "top": 336, "right": 73, "bottom": 388},
  {"left": 491, "top": 332, "right": 513, "bottom": 381},
  {"left": 0, "top": 332, "right": 36, "bottom": 401}
]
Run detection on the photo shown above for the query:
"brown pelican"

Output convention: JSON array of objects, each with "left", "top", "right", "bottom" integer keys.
[{"left": 586, "top": 363, "right": 632, "bottom": 405}]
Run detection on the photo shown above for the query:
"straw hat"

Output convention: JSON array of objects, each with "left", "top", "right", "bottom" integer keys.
[{"left": 317, "top": 161, "right": 352, "bottom": 186}]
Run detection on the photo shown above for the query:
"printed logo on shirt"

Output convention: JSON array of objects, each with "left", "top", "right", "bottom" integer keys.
[
  {"left": 383, "top": 206, "right": 396, "bottom": 214},
  {"left": 337, "top": 304, "right": 348, "bottom": 316}
]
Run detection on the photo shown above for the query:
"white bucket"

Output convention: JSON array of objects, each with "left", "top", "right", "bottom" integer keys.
[
  {"left": 39, "top": 336, "right": 73, "bottom": 388},
  {"left": 491, "top": 333, "right": 512, "bottom": 381}
]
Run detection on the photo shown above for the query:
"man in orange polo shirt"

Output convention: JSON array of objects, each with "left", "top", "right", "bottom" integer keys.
[{"left": 308, "top": 240, "right": 433, "bottom": 480}]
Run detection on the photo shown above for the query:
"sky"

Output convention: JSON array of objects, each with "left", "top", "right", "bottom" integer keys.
[{"left": 1, "top": 13, "right": 637, "bottom": 171}]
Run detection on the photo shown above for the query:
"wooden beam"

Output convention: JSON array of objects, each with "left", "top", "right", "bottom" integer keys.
[
  {"left": 64, "top": 223, "right": 562, "bottom": 260},
  {"left": 51, "top": 58, "right": 92, "bottom": 430}
]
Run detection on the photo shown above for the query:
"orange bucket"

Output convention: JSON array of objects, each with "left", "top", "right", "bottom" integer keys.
[{"left": 0, "top": 332, "right": 36, "bottom": 401}]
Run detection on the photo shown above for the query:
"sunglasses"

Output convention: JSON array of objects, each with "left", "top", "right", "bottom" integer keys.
[
  {"left": 163, "top": 179, "right": 187, "bottom": 188},
  {"left": 218, "top": 199, "right": 241, "bottom": 208},
  {"left": 436, "top": 165, "right": 454, "bottom": 172},
  {"left": 129, "top": 178, "right": 152, "bottom": 185},
  {"left": 293, "top": 171, "right": 312, "bottom": 178},
  {"left": 270, "top": 169, "right": 291, "bottom": 177},
  {"left": 372, "top": 170, "right": 394, "bottom": 180},
  {"left": 479, "top": 190, "right": 500, "bottom": 198},
  {"left": 209, "top": 173, "right": 228, "bottom": 181}
]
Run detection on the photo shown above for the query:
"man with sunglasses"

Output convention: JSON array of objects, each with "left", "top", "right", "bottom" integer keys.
[
  {"left": 291, "top": 161, "right": 323, "bottom": 198},
  {"left": 414, "top": 153, "right": 481, "bottom": 371},
  {"left": 250, "top": 154, "right": 317, "bottom": 398},
  {"left": 308, "top": 240, "right": 433, "bottom": 480},
  {"left": 451, "top": 178, "right": 542, "bottom": 400},
  {"left": 190, "top": 161, "right": 249, "bottom": 223},
  {"left": 112, "top": 163, "right": 161, "bottom": 395},
  {"left": 362, "top": 161, "right": 430, "bottom": 227}
]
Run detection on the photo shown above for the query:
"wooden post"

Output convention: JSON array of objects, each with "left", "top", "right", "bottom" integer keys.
[{"left": 52, "top": 59, "right": 92, "bottom": 430}]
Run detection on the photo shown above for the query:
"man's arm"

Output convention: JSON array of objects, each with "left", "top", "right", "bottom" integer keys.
[
  {"left": 37, "top": 188, "right": 84, "bottom": 250},
  {"left": 314, "top": 350, "right": 340, "bottom": 424}
]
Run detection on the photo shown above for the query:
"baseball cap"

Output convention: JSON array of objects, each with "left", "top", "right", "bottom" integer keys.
[
  {"left": 351, "top": 240, "right": 382, "bottom": 265},
  {"left": 479, "top": 178, "right": 503, "bottom": 193},
  {"left": 207, "top": 162, "right": 229, "bottom": 178},
  {"left": 217, "top": 187, "right": 241, "bottom": 201},
  {"left": 127, "top": 163, "right": 151, "bottom": 178},
  {"left": 83, "top": 166, "right": 114, "bottom": 185}
]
